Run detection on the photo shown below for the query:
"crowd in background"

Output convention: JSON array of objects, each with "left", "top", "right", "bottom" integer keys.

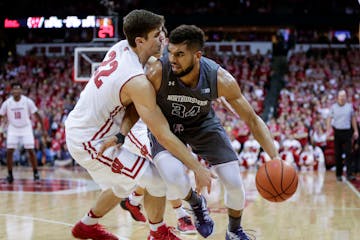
[
  {"left": 0, "top": 46, "right": 359, "bottom": 174},
  {"left": 3, "top": 0, "right": 358, "bottom": 17}
]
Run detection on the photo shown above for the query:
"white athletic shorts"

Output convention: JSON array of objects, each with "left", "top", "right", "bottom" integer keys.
[
  {"left": 6, "top": 125, "right": 35, "bottom": 149},
  {"left": 66, "top": 134, "right": 152, "bottom": 198}
]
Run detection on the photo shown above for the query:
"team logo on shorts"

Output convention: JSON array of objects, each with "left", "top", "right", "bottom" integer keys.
[
  {"left": 140, "top": 145, "right": 149, "bottom": 157},
  {"left": 111, "top": 158, "right": 124, "bottom": 174}
]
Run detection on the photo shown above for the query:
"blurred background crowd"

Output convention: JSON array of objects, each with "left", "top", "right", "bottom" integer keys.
[{"left": 0, "top": 0, "right": 359, "bottom": 173}]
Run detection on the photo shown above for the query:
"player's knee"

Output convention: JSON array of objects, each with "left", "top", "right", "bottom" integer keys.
[
  {"left": 139, "top": 164, "right": 166, "bottom": 197},
  {"left": 153, "top": 151, "right": 187, "bottom": 185},
  {"left": 168, "top": 174, "right": 191, "bottom": 200},
  {"left": 214, "top": 161, "right": 245, "bottom": 210},
  {"left": 222, "top": 172, "right": 245, "bottom": 210},
  {"left": 224, "top": 186, "right": 245, "bottom": 210}
]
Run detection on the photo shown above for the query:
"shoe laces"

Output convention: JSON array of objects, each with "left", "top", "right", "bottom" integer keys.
[
  {"left": 167, "top": 226, "right": 180, "bottom": 240},
  {"left": 154, "top": 226, "right": 179, "bottom": 239},
  {"left": 92, "top": 224, "right": 115, "bottom": 236},
  {"left": 227, "top": 228, "right": 254, "bottom": 240},
  {"left": 191, "top": 200, "right": 212, "bottom": 225},
  {"left": 92, "top": 223, "right": 107, "bottom": 231}
]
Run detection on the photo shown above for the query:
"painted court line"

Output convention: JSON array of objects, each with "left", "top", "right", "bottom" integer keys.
[
  {"left": 345, "top": 180, "right": 360, "bottom": 199},
  {"left": 0, "top": 213, "right": 73, "bottom": 226},
  {"left": 0, "top": 213, "right": 130, "bottom": 240}
]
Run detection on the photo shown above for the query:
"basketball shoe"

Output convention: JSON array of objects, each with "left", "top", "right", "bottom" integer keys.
[
  {"left": 34, "top": 172, "right": 40, "bottom": 181},
  {"left": 191, "top": 195, "right": 214, "bottom": 238},
  {"left": 225, "top": 227, "right": 250, "bottom": 240},
  {"left": 177, "top": 216, "right": 196, "bottom": 234},
  {"left": 120, "top": 197, "right": 146, "bottom": 222},
  {"left": 6, "top": 175, "right": 14, "bottom": 183},
  {"left": 148, "top": 225, "right": 181, "bottom": 240},
  {"left": 71, "top": 221, "right": 119, "bottom": 240}
]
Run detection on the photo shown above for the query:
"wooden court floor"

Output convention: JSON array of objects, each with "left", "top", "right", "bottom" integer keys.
[{"left": 0, "top": 166, "right": 359, "bottom": 240}]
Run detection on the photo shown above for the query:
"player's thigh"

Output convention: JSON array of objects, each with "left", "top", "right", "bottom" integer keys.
[
  {"left": 6, "top": 134, "right": 20, "bottom": 149},
  {"left": 23, "top": 133, "right": 35, "bottom": 149},
  {"left": 137, "top": 162, "right": 166, "bottom": 197},
  {"left": 67, "top": 137, "right": 149, "bottom": 198}
]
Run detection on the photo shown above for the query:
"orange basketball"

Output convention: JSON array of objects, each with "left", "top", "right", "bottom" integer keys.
[{"left": 255, "top": 159, "right": 298, "bottom": 202}]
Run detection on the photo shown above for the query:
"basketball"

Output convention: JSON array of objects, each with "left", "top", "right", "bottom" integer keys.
[{"left": 255, "top": 159, "right": 298, "bottom": 202}]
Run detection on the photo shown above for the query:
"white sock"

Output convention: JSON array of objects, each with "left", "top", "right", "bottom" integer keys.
[
  {"left": 81, "top": 210, "right": 99, "bottom": 225},
  {"left": 149, "top": 221, "right": 165, "bottom": 231},
  {"left": 173, "top": 205, "right": 189, "bottom": 219},
  {"left": 129, "top": 192, "right": 143, "bottom": 206}
]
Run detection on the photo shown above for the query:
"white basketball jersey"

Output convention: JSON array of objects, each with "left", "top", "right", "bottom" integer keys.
[
  {"left": 65, "top": 40, "right": 144, "bottom": 142},
  {"left": 0, "top": 95, "right": 37, "bottom": 128}
]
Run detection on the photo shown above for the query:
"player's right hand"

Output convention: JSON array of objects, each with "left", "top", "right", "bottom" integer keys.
[
  {"left": 194, "top": 167, "right": 217, "bottom": 194},
  {"left": 97, "top": 136, "right": 120, "bottom": 157}
]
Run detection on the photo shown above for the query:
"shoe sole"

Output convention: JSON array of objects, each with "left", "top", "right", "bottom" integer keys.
[{"left": 178, "top": 229, "right": 197, "bottom": 235}]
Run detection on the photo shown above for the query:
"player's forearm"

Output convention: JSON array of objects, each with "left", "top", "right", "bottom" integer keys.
[
  {"left": 248, "top": 115, "right": 279, "bottom": 159},
  {"left": 121, "top": 104, "right": 140, "bottom": 135}
]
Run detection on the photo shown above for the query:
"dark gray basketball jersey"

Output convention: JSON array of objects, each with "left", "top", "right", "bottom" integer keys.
[
  {"left": 149, "top": 56, "right": 239, "bottom": 165},
  {"left": 157, "top": 56, "right": 219, "bottom": 128}
]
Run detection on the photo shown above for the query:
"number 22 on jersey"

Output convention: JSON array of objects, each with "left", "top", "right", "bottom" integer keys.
[{"left": 93, "top": 50, "right": 118, "bottom": 88}]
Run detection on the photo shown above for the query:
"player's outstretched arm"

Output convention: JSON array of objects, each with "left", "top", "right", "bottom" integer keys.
[
  {"left": 123, "top": 75, "right": 215, "bottom": 193},
  {"left": 217, "top": 67, "right": 279, "bottom": 160},
  {"left": 97, "top": 104, "right": 139, "bottom": 156}
]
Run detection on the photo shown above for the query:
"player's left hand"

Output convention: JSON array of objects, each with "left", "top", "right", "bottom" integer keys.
[
  {"left": 97, "top": 136, "right": 120, "bottom": 157},
  {"left": 194, "top": 167, "right": 217, "bottom": 194}
]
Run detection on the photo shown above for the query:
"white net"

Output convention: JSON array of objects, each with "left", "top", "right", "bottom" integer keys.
[{"left": 74, "top": 47, "right": 109, "bottom": 82}]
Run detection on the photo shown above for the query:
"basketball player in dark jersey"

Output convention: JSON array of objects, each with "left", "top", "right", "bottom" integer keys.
[{"left": 144, "top": 25, "right": 280, "bottom": 240}]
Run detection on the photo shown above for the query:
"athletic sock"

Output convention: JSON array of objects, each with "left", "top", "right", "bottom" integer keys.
[
  {"left": 149, "top": 220, "right": 165, "bottom": 231},
  {"left": 228, "top": 215, "right": 242, "bottom": 232},
  {"left": 129, "top": 191, "right": 143, "bottom": 206},
  {"left": 81, "top": 209, "right": 100, "bottom": 225}
]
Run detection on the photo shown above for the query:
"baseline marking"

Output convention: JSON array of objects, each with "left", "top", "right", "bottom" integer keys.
[{"left": 0, "top": 213, "right": 130, "bottom": 240}]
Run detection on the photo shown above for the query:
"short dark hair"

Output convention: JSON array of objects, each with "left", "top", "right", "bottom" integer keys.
[
  {"left": 123, "top": 9, "right": 164, "bottom": 47},
  {"left": 11, "top": 82, "right": 22, "bottom": 89},
  {"left": 169, "top": 25, "right": 205, "bottom": 51}
]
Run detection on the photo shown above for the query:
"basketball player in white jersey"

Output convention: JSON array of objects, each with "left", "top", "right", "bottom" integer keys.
[
  {"left": 65, "top": 10, "right": 213, "bottom": 240},
  {"left": 0, "top": 82, "right": 46, "bottom": 183}
]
